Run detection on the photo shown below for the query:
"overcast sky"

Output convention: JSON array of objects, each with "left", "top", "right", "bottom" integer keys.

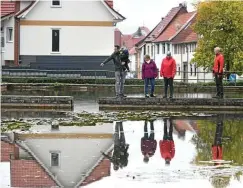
[{"left": 113, "top": 0, "right": 195, "bottom": 34}]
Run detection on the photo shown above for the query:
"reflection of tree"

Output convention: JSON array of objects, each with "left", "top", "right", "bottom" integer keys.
[
  {"left": 192, "top": 119, "right": 243, "bottom": 165},
  {"left": 210, "top": 176, "right": 230, "bottom": 188}
]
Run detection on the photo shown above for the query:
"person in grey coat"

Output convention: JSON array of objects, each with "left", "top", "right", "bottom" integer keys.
[{"left": 100, "top": 45, "right": 127, "bottom": 98}]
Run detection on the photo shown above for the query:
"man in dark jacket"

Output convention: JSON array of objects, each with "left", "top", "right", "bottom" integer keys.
[
  {"left": 100, "top": 45, "right": 127, "bottom": 98},
  {"left": 141, "top": 120, "right": 157, "bottom": 163},
  {"left": 101, "top": 121, "right": 129, "bottom": 170}
]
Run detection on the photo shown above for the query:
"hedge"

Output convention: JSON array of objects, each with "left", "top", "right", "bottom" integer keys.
[{"left": 2, "top": 76, "right": 243, "bottom": 86}]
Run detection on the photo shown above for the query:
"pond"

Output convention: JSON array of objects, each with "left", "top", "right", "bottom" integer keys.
[{"left": 1, "top": 115, "right": 243, "bottom": 188}]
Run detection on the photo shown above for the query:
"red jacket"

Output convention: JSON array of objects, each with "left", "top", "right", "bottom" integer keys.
[
  {"left": 213, "top": 53, "right": 224, "bottom": 74},
  {"left": 159, "top": 140, "right": 175, "bottom": 160},
  {"left": 141, "top": 138, "right": 157, "bottom": 156},
  {"left": 212, "top": 145, "right": 223, "bottom": 160},
  {"left": 160, "top": 57, "right": 176, "bottom": 78}
]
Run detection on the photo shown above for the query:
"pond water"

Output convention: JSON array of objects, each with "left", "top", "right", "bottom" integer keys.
[
  {"left": 1, "top": 116, "right": 243, "bottom": 188},
  {"left": 1, "top": 88, "right": 243, "bottom": 187}
]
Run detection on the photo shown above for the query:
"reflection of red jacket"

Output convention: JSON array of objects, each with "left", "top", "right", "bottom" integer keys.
[
  {"left": 213, "top": 54, "right": 224, "bottom": 74},
  {"left": 141, "top": 138, "right": 157, "bottom": 156},
  {"left": 160, "top": 57, "right": 176, "bottom": 78},
  {"left": 212, "top": 145, "right": 223, "bottom": 160},
  {"left": 159, "top": 140, "right": 175, "bottom": 160}
]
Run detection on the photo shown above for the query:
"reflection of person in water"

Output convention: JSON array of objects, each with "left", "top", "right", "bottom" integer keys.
[
  {"left": 212, "top": 118, "right": 223, "bottom": 165},
  {"left": 141, "top": 120, "right": 157, "bottom": 163},
  {"left": 101, "top": 121, "right": 129, "bottom": 171},
  {"left": 160, "top": 118, "right": 175, "bottom": 165}
]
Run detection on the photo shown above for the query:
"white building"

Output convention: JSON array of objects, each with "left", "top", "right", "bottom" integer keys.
[
  {"left": 1, "top": 0, "right": 125, "bottom": 70},
  {"left": 135, "top": 3, "right": 213, "bottom": 83}
]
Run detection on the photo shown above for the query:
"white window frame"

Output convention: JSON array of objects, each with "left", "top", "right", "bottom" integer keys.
[
  {"left": 7, "top": 27, "right": 13, "bottom": 43},
  {"left": 50, "top": 151, "right": 61, "bottom": 167},
  {"left": 51, "top": 0, "right": 62, "bottom": 8},
  {"left": 51, "top": 28, "right": 61, "bottom": 54}
]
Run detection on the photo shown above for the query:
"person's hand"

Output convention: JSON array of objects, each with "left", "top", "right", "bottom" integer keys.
[{"left": 100, "top": 63, "right": 104, "bottom": 67}]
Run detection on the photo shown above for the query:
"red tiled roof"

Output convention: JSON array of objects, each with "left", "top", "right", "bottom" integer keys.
[
  {"left": 1, "top": 1, "right": 15, "bottom": 17},
  {"left": 145, "top": 5, "right": 187, "bottom": 42},
  {"left": 155, "top": 11, "right": 196, "bottom": 42},
  {"left": 1, "top": 140, "right": 19, "bottom": 162},
  {"left": 80, "top": 158, "right": 111, "bottom": 186},
  {"left": 11, "top": 160, "right": 58, "bottom": 188},
  {"left": 129, "top": 47, "right": 137, "bottom": 55},
  {"left": 105, "top": 0, "right": 113, "bottom": 8},
  {"left": 171, "top": 15, "right": 198, "bottom": 44},
  {"left": 122, "top": 36, "right": 144, "bottom": 50}
]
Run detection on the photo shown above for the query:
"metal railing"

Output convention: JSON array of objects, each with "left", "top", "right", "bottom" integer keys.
[{"left": 1, "top": 68, "right": 243, "bottom": 84}]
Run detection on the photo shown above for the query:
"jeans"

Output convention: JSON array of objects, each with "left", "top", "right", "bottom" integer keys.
[
  {"left": 115, "top": 71, "right": 126, "bottom": 95},
  {"left": 144, "top": 78, "right": 155, "bottom": 95},
  {"left": 164, "top": 78, "right": 173, "bottom": 97},
  {"left": 215, "top": 74, "right": 224, "bottom": 97},
  {"left": 114, "top": 121, "right": 126, "bottom": 147}
]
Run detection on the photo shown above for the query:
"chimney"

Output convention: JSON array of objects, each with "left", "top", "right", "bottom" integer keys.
[{"left": 105, "top": 0, "right": 113, "bottom": 8}]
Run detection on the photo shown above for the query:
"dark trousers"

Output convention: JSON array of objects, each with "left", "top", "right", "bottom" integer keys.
[
  {"left": 163, "top": 119, "right": 173, "bottom": 140},
  {"left": 214, "top": 120, "right": 223, "bottom": 146},
  {"left": 215, "top": 74, "right": 224, "bottom": 97},
  {"left": 143, "top": 120, "right": 155, "bottom": 140},
  {"left": 164, "top": 78, "right": 173, "bottom": 97},
  {"left": 144, "top": 78, "right": 155, "bottom": 95},
  {"left": 114, "top": 122, "right": 126, "bottom": 146}
]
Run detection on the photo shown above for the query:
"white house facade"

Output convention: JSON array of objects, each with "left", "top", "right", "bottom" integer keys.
[{"left": 1, "top": 0, "right": 125, "bottom": 70}]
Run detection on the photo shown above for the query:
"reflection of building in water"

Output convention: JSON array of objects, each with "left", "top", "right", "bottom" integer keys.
[
  {"left": 172, "top": 120, "right": 198, "bottom": 140},
  {"left": 1, "top": 123, "right": 113, "bottom": 187}
]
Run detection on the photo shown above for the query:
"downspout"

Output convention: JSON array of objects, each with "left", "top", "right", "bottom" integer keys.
[{"left": 14, "top": 1, "right": 20, "bottom": 66}]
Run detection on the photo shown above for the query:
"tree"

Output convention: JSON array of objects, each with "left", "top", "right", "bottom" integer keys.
[{"left": 191, "top": 1, "right": 243, "bottom": 75}]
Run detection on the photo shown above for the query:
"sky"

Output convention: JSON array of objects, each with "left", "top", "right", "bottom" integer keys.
[{"left": 113, "top": 0, "right": 195, "bottom": 34}]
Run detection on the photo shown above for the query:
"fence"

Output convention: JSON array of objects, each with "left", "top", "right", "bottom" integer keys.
[{"left": 1, "top": 68, "right": 243, "bottom": 84}]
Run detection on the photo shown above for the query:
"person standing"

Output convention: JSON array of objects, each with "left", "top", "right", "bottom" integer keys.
[
  {"left": 160, "top": 118, "right": 175, "bottom": 165},
  {"left": 142, "top": 55, "right": 158, "bottom": 98},
  {"left": 141, "top": 120, "right": 157, "bottom": 163},
  {"left": 213, "top": 47, "right": 224, "bottom": 98},
  {"left": 160, "top": 52, "right": 176, "bottom": 98},
  {"left": 100, "top": 45, "right": 127, "bottom": 98}
]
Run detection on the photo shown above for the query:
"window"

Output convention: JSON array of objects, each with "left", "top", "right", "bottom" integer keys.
[
  {"left": 7, "top": 27, "right": 13, "bottom": 42},
  {"left": 147, "top": 46, "right": 150, "bottom": 55},
  {"left": 157, "top": 44, "right": 160, "bottom": 54},
  {"left": 143, "top": 46, "right": 146, "bottom": 55},
  {"left": 162, "top": 43, "right": 165, "bottom": 54},
  {"left": 192, "top": 43, "right": 197, "bottom": 52},
  {"left": 52, "top": 0, "right": 61, "bottom": 7},
  {"left": 174, "top": 45, "right": 177, "bottom": 54},
  {"left": 52, "top": 29, "right": 60, "bottom": 52},
  {"left": 50, "top": 152, "right": 60, "bottom": 167},
  {"left": 151, "top": 45, "right": 154, "bottom": 57},
  {"left": 194, "top": 63, "right": 197, "bottom": 76},
  {"left": 167, "top": 43, "right": 170, "bottom": 52},
  {"left": 190, "top": 64, "right": 193, "bottom": 76},
  {"left": 1, "top": 27, "right": 4, "bottom": 47},
  {"left": 178, "top": 66, "right": 181, "bottom": 76}
]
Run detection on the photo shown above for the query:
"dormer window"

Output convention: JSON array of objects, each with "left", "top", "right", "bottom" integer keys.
[{"left": 51, "top": 0, "right": 61, "bottom": 7}]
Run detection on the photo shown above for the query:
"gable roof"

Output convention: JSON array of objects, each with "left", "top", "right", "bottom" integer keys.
[
  {"left": 16, "top": 0, "right": 125, "bottom": 21},
  {"left": 144, "top": 5, "right": 187, "bottom": 43},
  {"left": 1, "top": 1, "right": 15, "bottom": 18},
  {"left": 171, "top": 13, "right": 198, "bottom": 44},
  {"left": 154, "top": 11, "right": 196, "bottom": 42}
]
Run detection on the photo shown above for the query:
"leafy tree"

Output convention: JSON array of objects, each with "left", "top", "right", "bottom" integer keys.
[{"left": 191, "top": 1, "right": 243, "bottom": 75}]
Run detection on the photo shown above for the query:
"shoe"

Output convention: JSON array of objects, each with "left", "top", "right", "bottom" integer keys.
[
  {"left": 212, "top": 95, "right": 220, "bottom": 99},
  {"left": 115, "top": 95, "right": 120, "bottom": 98},
  {"left": 120, "top": 94, "right": 127, "bottom": 98},
  {"left": 163, "top": 96, "right": 167, "bottom": 98},
  {"left": 150, "top": 94, "right": 156, "bottom": 97},
  {"left": 145, "top": 94, "right": 150, "bottom": 98},
  {"left": 169, "top": 96, "right": 173, "bottom": 99}
]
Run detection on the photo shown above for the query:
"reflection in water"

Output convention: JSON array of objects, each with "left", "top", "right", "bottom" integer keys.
[
  {"left": 102, "top": 122, "right": 129, "bottom": 171},
  {"left": 141, "top": 120, "right": 157, "bottom": 163},
  {"left": 160, "top": 118, "right": 175, "bottom": 165},
  {"left": 1, "top": 117, "right": 243, "bottom": 188}
]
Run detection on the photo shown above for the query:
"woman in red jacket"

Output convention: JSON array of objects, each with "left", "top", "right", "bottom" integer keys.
[
  {"left": 142, "top": 55, "right": 158, "bottom": 98},
  {"left": 160, "top": 118, "right": 175, "bottom": 165},
  {"left": 160, "top": 52, "right": 176, "bottom": 98},
  {"left": 212, "top": 117, "right": 224, "bottom": 166}
]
